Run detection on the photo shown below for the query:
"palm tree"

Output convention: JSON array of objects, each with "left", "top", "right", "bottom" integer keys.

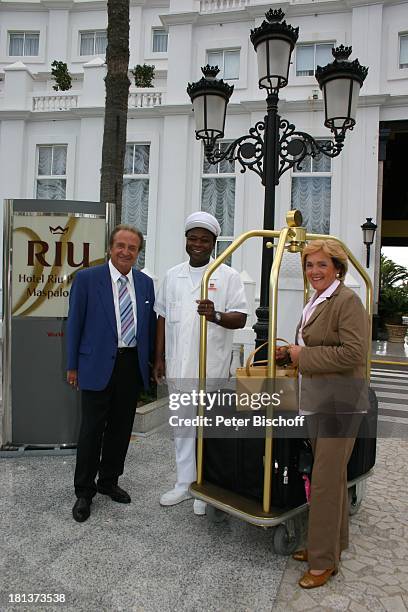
[
  {"left": 380, "top": 254, "right": 408, "bottom": 290},
  {"left": 100, "top": 0, "right": 130, "bottom": 224},
  {"left": 379, "top": 254, "right": 408, "bottom": 326}
]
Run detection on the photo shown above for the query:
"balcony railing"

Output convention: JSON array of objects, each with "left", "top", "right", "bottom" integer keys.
[
  {"left": 30, "top": 90, "right": 163, "bottom": 112},
  {"left": 128, "top": 90, "right": 162, "bottom": 108},
  {"left": 33, "top": 94, "right": 79, "bottom": 112},
  {"left": 200, "top": 0, "right": 249, "bottom": 12}
]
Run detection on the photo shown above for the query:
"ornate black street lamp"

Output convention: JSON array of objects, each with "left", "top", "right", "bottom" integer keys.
[
  {"left": 187, "top": 8, "right": 368, "bottom": 353},
  {"left": 361, "top": 217, "right": 377, "bottom": 268}
]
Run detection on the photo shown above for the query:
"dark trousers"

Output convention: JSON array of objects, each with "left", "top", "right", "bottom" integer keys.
[{"left": 74, "top": 349, "right": 143, "bottom": 499}]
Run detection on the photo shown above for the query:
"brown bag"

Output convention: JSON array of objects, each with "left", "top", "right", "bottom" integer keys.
[{"left": 235, "top": 340, "right": 299, "bottom": 412}]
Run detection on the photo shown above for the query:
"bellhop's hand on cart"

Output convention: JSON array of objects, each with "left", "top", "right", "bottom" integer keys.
[
  {"left": 196, "top": 299, "right": 215, "bottom": 321},
  {"left": 196, "top": 299, "right": 247, "bottom": 328}
]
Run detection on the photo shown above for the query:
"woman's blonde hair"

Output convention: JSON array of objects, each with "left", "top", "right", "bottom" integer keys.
[{"left": 301, "top": 239, "right": 348, "bottom": 280}]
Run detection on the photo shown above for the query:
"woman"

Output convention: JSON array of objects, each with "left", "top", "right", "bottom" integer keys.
[{"left": 279, "top": 239, "right": 369, "bottom": 589}]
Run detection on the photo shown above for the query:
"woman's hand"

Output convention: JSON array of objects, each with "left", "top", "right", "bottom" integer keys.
[
  {"left": 275, "top": 346, "right": 290, "bottom": 365},
  {"left": 288, "top": 344, "right": 302, "bottom": 366}
]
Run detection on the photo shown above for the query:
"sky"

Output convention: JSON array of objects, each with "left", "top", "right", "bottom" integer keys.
[{"left": 382, "top": 247, "right": 408, "bottom": 270}]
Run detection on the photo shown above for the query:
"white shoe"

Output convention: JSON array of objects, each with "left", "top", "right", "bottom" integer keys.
[
  {"left": 160, "top": 488, "right": 192, "bottom": 506},
  {"left": 193, "top": 499, "right": 207, "bottom": 516}
]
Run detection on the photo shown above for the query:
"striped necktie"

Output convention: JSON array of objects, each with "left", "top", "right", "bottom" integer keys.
[{"left": 118, "top": 275, "right": 136, "bottom": 347}]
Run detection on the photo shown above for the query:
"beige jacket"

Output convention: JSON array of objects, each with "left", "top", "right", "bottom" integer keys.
[{"left": 295, "top": 283, "right": 370, "bottom": 414}]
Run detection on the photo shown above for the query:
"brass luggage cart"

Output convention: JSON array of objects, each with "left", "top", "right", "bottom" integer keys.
[{"left": 190, "top": 211, "right": 375, "bottom": 554}]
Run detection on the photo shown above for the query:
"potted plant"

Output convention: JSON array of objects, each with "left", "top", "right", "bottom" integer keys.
[
  {"left": 51, "top": 60, "right": 72, "bottom": 92},
  {"left": 379, "top": 285, "right": 408, "bottom": 342},
  {"left": 378, "top": 255, "right": 408, "bottom": 342},
  {"left": 131, "top": 64, "right": 155, "bottom": 87}
]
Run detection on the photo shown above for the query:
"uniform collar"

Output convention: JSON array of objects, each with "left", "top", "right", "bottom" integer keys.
[{"left": 177, "top": 258, "right": 219, "bottom": 280}]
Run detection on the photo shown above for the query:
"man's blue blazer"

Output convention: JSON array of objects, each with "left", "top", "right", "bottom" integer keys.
[{"left": 67, "top": 263, "right": 156, "bottom": 391}]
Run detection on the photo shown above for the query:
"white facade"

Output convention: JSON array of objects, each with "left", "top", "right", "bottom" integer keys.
[{"left": 0, "top": 0, "right": 407, "bottom": 338}]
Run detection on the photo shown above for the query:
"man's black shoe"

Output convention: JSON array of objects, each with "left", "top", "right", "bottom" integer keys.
[
  {"left": 97, "top": 484, "right": 131, "bottom": 503},
  {"left": 72, "top": 497, "right": 91, "bottom": 522}
]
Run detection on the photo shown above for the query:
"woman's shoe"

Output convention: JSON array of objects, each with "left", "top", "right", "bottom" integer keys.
[
  {"left": 298, "top": 567, "right": 338, "bottom": 589},
  {"left": 293, "top": 549, "right": 308, "bottom": 562}
]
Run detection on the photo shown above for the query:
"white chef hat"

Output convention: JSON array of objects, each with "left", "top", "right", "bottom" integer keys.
[{"left": 184, "top": 211, "right": 221, "bottom": 238}]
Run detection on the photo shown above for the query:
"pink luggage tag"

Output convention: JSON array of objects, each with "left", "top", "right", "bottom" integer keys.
[{"left": 303, "top": 475, "right": 311, "bottom": 503}]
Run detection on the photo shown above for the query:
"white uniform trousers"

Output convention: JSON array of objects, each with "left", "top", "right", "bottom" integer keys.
[{"left": 174, "top": 435, "right": 196, "bottom": 492}]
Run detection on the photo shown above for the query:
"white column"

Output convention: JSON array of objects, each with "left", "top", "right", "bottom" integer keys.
[
  {"left": 76, "top": 117, "right": 104, "bottom": 201},
  {"left": 166, "top": 22, "right": 195, "bottom": 105},
  {"left": 0, "top": 120, "right": 27, "bottom": 296},
  {"left": 81, "top": 58, "right": 106, "bottom": 107},
  {"left": 154, "top": 114, "right": 192, "bottom": 278},
  {"left": 351, "top": 4, "right": 383, "bottom": 96},
  {"left": 47, "top": 9, "right": 70, "bottom": 65},
  {"left": 129, "top": 5, "right": 143, "bottom": 69},
  {"left": 0, "top": 121, "right": 26, "bottom": 201},
  {"left": 3, "top": 62, "right": 34, "bottom": 111},
  {"left": 342, "top": 105, "right": 380, "bottom": 282}
]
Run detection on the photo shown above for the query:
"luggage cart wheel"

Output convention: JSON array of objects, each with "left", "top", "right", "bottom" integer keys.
[
  {"left": 348, "top": 480, "right": 366, "bottom": 516},
  {"left": 206, "top": 505, "right": 228, "bottom": 524},
  {"left": 273, "top": 522, "right": 300, "bottom": 556}
]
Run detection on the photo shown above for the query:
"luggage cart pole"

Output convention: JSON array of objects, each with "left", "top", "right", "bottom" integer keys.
[
  {"left": 263, "top": 226, "right": 290, "bottom": 514},
  {"left": 196, "top": 229, "right": 281, "bottom": 486}
]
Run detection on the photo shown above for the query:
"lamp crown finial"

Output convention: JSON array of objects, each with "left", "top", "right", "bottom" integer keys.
[
  {"left": 202, "top": 64, "right": 220, "bottom": 80},
  {"left": 265, "top": 8, "right": 285, "bottom": 22},
  {"left": 332, "top": 44, "right": 352, "bottom": 61}
]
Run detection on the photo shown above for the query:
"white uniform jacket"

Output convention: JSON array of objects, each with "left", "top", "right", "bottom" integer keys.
[{"left": 155, "top": 260, "right": 248, "bottom": 386}]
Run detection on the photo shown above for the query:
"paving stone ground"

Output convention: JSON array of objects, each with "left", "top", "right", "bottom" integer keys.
[{"left": 274, "top": 437, "right": 408, "bottom": 611}]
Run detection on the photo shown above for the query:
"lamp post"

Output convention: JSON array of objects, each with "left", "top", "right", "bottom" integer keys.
[
  {"left": 361, "top": 217, "right": 377, "bottom": 268},
  {"left": 187, "top": 8, "right": 368, "bottom": 354}
]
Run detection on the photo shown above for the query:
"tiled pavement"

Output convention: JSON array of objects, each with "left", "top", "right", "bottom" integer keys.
[
  {"left": 1, "top": 340, "right": 407, "bottom": 610},
  {"left": 274, "top": 437, "right": 408, "bottom": 612},
  {"left": 1, "top": 435, "right": 408, "bottom": 611}
]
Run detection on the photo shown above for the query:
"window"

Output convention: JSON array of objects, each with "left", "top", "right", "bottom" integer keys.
[
  {"left": 9, "top": 31, "right": 39, "bottom": 56},
  {"left": 400, "top": 34, "right": 408, "bottom": 69},
  {"left": 79, "top": 30, "right": 107, "bottom": 56},
  {"left": 152, "top": 28, "right": 168, "bottom": 53},
  {"left": 201, "top": 142, "right": 236, "bottom": 265},
  {"left": 122, "top": 144, "right": 150, "bottom": 269},
  {"left": 291, "top": 141, "right": 332, "bottom": 234},
  {"left": 296, "top": 43, "right": 334, "bottom": 76},
  {"left": 36, "top": 145, "right": 67, "bottom": 200},
  {"left": 207, "top": 49, "right": 240, "bottom": 80}
]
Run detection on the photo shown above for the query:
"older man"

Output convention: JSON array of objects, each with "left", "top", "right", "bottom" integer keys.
[
  {"left": 67, "top": 225, "right": 156, "bottom": 522},
  {"left": 153, "top": 212, "right": 247, "bottom": 515}
]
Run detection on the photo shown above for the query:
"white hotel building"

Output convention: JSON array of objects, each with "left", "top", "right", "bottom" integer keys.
[{"left": 0, "top": 0, "right": 407, "bottom": 338}]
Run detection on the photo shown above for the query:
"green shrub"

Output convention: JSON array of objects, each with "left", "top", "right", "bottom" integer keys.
[{"left": 131, "top": 64, "right": 155, "bottom": 87}]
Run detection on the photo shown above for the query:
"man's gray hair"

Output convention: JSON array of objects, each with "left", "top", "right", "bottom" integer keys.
[{"left": 109, "top": 224, "right": 144, "bottom": 252}]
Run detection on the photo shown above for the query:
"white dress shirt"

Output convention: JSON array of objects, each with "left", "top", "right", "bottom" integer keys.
[
  {"left": 297, "top": 279, "right": 340, "bottom": 346},
  {"left": 109, "top": 260, "right": 137, "bottom": 347}
]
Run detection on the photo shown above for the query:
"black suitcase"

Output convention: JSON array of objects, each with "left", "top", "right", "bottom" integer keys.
[
  {"left": 203, "top": 422, "right": 308, "bottom": 509},
  {"left": 202, "top": 388, "right": 377, "bottom": 509},
  {"left": 347, "top": 387, "right": 378, "bottom": 480}
]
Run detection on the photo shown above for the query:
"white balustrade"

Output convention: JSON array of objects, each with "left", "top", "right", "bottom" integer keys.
[
  {"left": 31, "top": 90, "right": 162, "bottom": 112},
  {"left": 128, "top": 90, "right": 162, "bottom": 108},
  {"left": 32, "top": 94, "right": 78, "bottom": 112},
  {"left": 200, "top": 0, "right": 248, "bottom": 12}
]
